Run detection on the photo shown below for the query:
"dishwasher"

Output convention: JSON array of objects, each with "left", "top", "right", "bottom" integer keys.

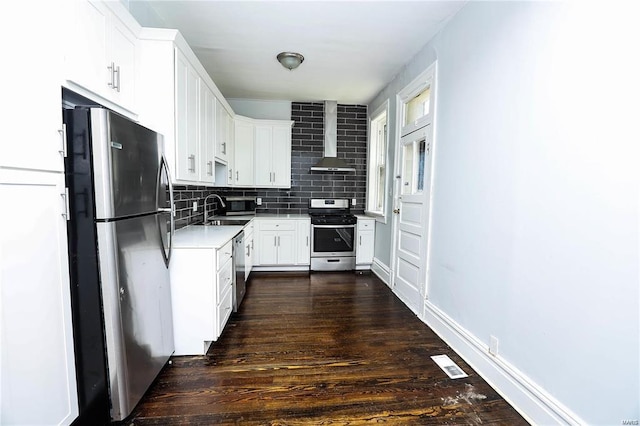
[{"left": 232, "top": 231, "right": 246, "bottom": 312}]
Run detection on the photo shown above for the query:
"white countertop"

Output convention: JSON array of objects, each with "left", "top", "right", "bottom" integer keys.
[
  {"left": 354, "top": 214, "right": 375, "bottom": 220},
  {"left": 254, "top": 213, "right": 310, "bottom": 220},
  {"left": 210, "top": 213, "right": 310, "bottom": 220},
  {"left": 173, "top": 225, "right": 243, "bottom": 249}
]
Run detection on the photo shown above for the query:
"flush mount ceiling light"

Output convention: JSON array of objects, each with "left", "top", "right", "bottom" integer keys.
[{"left": 277, "top": 52, "right": 304, "bottom": 70}]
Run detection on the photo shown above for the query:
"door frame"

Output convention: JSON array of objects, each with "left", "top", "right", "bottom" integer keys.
[{"left": 390, "top": 62, "right": 437, "bottom": 310}]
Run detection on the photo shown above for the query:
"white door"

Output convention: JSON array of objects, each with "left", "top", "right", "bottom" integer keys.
[{"left": 392, "top": 126, "right": 432, "bottom": 315}]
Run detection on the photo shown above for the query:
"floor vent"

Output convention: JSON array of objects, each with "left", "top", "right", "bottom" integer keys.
[{"left": 431, "top": 354, "right": 468, "bottom": 379}]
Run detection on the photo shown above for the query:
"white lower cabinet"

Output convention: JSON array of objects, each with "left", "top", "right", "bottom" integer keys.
[
  {"left": 244, "top": 222, "right": 255, "bottom": 278},
  {"left": 255, "top": 220, "right": 296, "bottom": 265},
  {"left": 0, "top": 169, "right": 78, "bottom": 425},
  {"left": 254, "top": 218, "right": 310, "bottom": 268},
  {"left": 169, "top": 239, "right": 233, "bottom": 355},
  {"left": 356, "top": 217, "right": 376, "bottom": 268},
  {"left": 297, "top": 219, "right": 311, "bottom": 266}
]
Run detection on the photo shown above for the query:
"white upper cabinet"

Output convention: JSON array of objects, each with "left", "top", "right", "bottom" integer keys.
[
  {"left": 215, "top": 98, "right": 233, "bottom": 164},
  {"left": 174, "top": 48, "right": 201, "bottom": 182},
  {"left": 64, "top": 0, "right": 139, "bottom": 114},
  {"left": 137, "top": 29, "right": 233, "bottom": 186},
  {"left": 255, "top": 121, "right": 293, "bottom": 188},
  {"left": 2, "top": 3, "right": 64, "bottom": 172},
  {"left": 233, "top": 116, "right": 255, "bottom": 186},
  {"left": 200, "top": 86, "right": 216, "bottom": 184}
]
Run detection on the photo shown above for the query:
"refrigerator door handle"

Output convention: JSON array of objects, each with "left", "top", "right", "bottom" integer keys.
[{"left": 157, "top": 155, "right": 175, "bottom": 265}]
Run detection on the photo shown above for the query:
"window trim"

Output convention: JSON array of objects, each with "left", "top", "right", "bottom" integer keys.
[{"left": 365, "top": 100, "right": 390, "bottom": 222}]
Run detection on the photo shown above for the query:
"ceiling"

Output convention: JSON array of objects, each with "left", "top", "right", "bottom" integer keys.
[{"left": 128, "top": 1, "right": 466, "bottom": 105}]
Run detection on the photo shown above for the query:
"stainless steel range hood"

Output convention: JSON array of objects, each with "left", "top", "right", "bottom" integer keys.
[{"left": 310, "top": 101, "right": 356, "bottom": 172}]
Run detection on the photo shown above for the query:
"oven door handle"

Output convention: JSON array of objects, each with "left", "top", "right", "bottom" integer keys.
[{"left": 311, "top": 224, "right": 357, "bottom": 229}]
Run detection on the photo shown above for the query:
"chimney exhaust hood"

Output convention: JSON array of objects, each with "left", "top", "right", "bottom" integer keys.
[{"left": 310, "top": 101, "right": 356, "bottom": 172}]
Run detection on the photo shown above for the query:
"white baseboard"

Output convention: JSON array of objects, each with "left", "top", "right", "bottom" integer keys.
[
  {"left": 371, "top": 258, "right": 391, "bottom": 288},
  {"left": 251, "top": 266, "right": 309, "bottom": 272},
  {"left": 422, "top": 301, "right": 585, "bottom": 426}
]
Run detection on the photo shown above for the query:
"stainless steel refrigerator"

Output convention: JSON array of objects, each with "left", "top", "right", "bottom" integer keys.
[{"left": 64, "top": 107, "right": 175, "bottom": 423}]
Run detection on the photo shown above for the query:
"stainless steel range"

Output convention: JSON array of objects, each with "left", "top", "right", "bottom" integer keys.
[{"left": 309, "top": 199, "right": 357, "bottom": 271}]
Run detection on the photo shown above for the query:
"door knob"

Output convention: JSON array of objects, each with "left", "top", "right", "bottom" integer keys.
[{"left": 393, "top": 209, "right": 400, "bottom": 214}]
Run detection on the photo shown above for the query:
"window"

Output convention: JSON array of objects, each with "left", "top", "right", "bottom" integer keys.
[
  {"left": 399, "top": 65, "right": 434, "bottom": 137},
  {"left": 404, "top": 87, "right": 431, "bottom": 127},
  {"left": 366, "top": 103, "right": 388, "bottom": 217},
  {"left": 401, "top": 137, "right": 427, "bottom": 195}
]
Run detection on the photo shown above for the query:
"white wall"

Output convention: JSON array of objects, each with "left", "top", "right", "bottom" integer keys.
[
  {"left": 369, "top": 2, "right": 639, "bottom": 424},
  {"left": 227, "top": 99, "right": 292, "bottom": 120}
]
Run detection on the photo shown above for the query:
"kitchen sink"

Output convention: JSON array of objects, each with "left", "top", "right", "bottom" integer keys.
[{"left": 202, "top": 219, "right": 250, "bottom": 226}]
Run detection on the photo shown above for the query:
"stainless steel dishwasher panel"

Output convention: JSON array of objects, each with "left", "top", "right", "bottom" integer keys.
[{"left": 232, "top": 231, "right": 246, "bottom": 312}]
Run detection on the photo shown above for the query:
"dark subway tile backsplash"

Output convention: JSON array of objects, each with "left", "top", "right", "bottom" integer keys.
[{"left": 173, "top": 102, "right": 368, "bottom": 229}]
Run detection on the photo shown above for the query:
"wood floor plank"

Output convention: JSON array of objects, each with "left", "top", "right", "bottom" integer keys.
[{"left": 126, "top": 272, "right": 528, "bottom": 425}]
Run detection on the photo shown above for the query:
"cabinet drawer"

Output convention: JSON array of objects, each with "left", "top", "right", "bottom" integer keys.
[
  {"left": 244, "top": 221, "right": 254, "bottom": 235},
  {"left": 258, "top": 220, "right": 296, "bottom": 231},
  {"left": 357, "top": 219, "right": 375, "bottom": 231},
  {"left": 217, "top": 286, "right": 233, "bottom": 338},
  {"left": 217, "top": 258, "right": 233, "bottom": 300},
  {"left": 217, "top": 240, "right": 233, "bottom": 270}
]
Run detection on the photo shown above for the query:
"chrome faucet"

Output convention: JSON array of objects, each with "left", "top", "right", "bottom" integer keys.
[{"left": 203, "top": 194, "right": 226, "bottom": 223}]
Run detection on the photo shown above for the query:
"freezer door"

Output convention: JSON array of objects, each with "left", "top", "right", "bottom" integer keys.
[
  {"left": 96, "top": 214, "right": 174, "bottom": 421},
  {"left": 91, "top": 109, "right": 162, "bottom": 219}
]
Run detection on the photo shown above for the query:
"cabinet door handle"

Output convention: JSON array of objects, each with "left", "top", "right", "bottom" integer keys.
[
  {"left": 274, "top": 236, "right": 277, "bottom": 247},
  {"left": 278, "top": 236, "right": 281, "bottom": 246},
  {"left": 359, "top": 236, "right": 362, "bottom": 245},
  {"left": 58, "top": 124, "right": 67, "bottom": 158},
  {"left": 236, "top": 171, "right": 239, "bottom": 181},
  {"left": 61, "top": 188, "right": 70, "bottom": 221},
  {"left": 114, "top": 65, "right": 121, "bottom": 92},
  {"left": 207, "top": 161, "right": 213, "bottom": 176},
  {"left": 222, "top": 142, "right": 226, "bottom": 155},
  {"left": 306, "top": 236, "right": 309, "bottom": 247},
  {"left": 229, "top": 169, "right": 232, "bottom": 180},
  {"left": 188, "top": 155, "right": 196, "bottom": 172},
  {"left": 107, "top": 62, "right": 115, "bottom": 89}
]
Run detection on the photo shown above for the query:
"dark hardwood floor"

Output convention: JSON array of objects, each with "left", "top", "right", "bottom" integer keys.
[{"left": 126, "top": 272, "right": 528, "bottom": 425}]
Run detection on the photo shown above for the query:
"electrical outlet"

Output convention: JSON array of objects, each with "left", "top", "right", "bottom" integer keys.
[
  {"left": 351, "top": 198, "right": 356, "bottom": 206},
  {"left": 256, "top": 197, "right": 262, "bottom": 206},
  {"left": 192, "top": 201, "right": 198, "bottom": 212},
  {"left": 489, "top": 335, "right": 499, "bottom": 356}
]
